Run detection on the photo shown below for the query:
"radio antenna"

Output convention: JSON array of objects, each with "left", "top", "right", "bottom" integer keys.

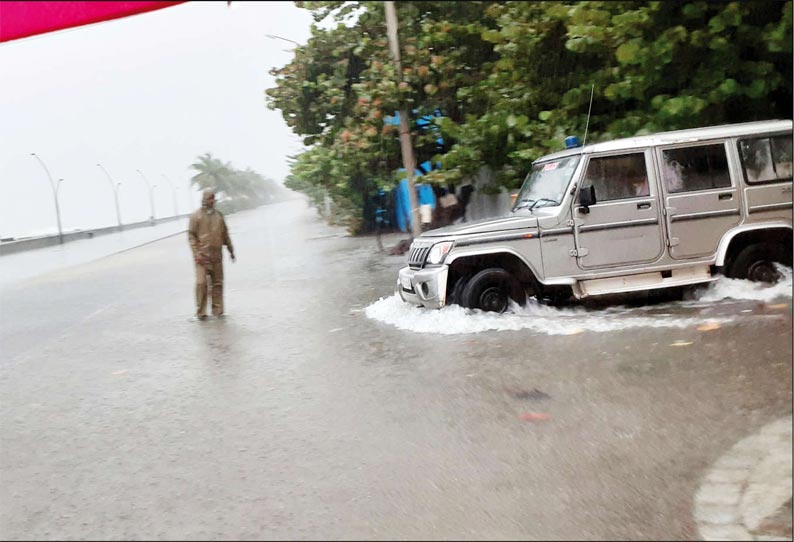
[{"left": 582, "top": 84, "right": 595, "bottom": 147}]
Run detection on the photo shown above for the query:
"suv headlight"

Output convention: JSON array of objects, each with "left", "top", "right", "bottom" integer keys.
[{"left": 427, "top": 241, "right": 453, "bottom": 265}]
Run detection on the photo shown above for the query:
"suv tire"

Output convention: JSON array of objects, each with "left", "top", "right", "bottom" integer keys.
[
  {"left": 460, "top": 268, "right": 526, "bottom": 313},
  {"left": 450, "top": 274, "right": 471, "bottom": 306},
  {"left": 727, "top": 242, "right": 789, "bottom": 283}
]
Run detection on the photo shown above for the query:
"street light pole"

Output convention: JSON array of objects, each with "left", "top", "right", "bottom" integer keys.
[
  {"left": 30, "top": 153, "right": 64, "bottom": 243},
  {"left": 265, "top": 33, "right": 300, "bottom": 52},
  {"left": 384, "top": 1, "right": 421, "bottom": 239},
  {"left": 97, "top": 163, "right": 123, "bottom": 229},
  {"left": 161, "top": 173, "right": 179, "bottom": 216},
  {"left": 265, "top": 34, "right": 300, "bottom": 46},
  {"left": 136, "top": 169, "right": 156, "bottom": 224}
]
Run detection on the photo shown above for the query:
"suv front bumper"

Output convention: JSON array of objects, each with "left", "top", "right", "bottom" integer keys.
[{"left": 397, "top": 265, "right": 449, "bottom": 309}]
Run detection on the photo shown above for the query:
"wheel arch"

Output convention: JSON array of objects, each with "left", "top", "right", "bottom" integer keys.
[
  {"left": 716, "top": 224, "right": 793, "bottom": 269},
  {"left": 446, "top": 248, "right": 541, "bottom": 297}
]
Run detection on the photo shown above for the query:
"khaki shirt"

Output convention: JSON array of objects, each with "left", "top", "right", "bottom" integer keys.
[{"left": 188, "top": 208, "right": 233, "bottom": 263}]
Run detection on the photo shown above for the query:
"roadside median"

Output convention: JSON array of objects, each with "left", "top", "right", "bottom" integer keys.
[{"left": 0, "top": 214, "right": 191, "bottom": 257}]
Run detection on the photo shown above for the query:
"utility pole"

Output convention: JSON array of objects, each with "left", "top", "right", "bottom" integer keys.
[{"left": 384, "top": 1, "right": 421, "bottom": 239}]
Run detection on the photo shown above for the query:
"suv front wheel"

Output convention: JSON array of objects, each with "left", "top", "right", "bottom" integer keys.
[{"left": 460, "top": 268, "right": 526, "bottom": 313}]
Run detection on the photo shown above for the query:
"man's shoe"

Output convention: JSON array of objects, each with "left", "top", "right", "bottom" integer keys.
[{"left": 193, "top": 314, "right": 208, "bottom": 321}]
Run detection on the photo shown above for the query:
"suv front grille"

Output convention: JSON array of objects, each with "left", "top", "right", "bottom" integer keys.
[{"left": 408, "top": 244, "right": 432, "bottom": 269}]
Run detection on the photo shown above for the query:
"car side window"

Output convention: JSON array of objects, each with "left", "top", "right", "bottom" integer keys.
[
  {"left": 661, "top": 143, "right": 731, "bottom": 194},
  {"left": 662, "top": 143, "right": 732, "bottom": 194},
  {"left": 581, "top": 153, "right": 649, "bottom": 202},
  {"left": 738, "top": 134, "right": 793, "bottom": 183}
]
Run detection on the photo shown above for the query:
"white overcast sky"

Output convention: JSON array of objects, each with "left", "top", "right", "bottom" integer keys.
[{"left": 0, "top": 1, "right": 314, "bottom": 238}]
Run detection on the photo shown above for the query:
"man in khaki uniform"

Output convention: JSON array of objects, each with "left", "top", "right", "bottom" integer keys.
[{"left": 188, "top": 189, "right": 235, "bottom": 319}]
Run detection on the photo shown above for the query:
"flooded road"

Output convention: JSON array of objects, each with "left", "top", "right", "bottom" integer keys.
[
  {"left": 1, "top": 198, "right": 791, "bottom": 540},
  {"left": 0, "top": 218, "right": 189, "bottom": 289}
]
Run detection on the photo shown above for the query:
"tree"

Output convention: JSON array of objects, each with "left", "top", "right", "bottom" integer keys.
[
  {"left": 267, "top": 1, "right": 793, "bottom": 229},
  {"left": 189, "top": 153, "right": 286, "bottom": 213},
  {"left": 190, "top": 153, "right": 235, "bottom": 195}
]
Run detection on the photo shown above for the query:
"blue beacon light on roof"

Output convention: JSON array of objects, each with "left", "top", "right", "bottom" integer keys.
[{"left": 564, "top": 135, "right": 581, "bottom": 149}]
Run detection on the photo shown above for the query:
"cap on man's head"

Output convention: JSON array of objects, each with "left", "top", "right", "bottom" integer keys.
[{"left": 202, "top": 189, "right": 215, "bottom": 202}]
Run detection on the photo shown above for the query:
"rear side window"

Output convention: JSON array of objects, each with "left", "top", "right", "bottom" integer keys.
[
  {"left": 661, "top": 143, "right": 731, "bottom": 194},
  {"left": 738, "top": 134, "right": 793, "bottom": 183},
  {"left": 582, "top": 153, "right": 649, "bottom": 202}
]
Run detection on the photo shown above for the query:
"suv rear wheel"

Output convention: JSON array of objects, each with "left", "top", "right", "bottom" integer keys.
[{"left": 727, "top": 242, "right": 790, "bottom": 283}]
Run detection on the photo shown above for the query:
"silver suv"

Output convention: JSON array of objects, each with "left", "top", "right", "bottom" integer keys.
[{"left": 398, "top": 120, "right": 793, "bottom": 311}]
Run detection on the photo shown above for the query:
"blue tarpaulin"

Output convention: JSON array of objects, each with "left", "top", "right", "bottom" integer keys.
[
  {"left": 394, "top": 175, "right": 437, "bottom": 232},
  {"left": 386, "top": 109, "right": 444, "bottom": 232}
]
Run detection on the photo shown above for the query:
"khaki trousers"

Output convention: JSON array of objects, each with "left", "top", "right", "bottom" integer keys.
[{"left": 195, "top": 261, "right": 224, "bottom": 316}]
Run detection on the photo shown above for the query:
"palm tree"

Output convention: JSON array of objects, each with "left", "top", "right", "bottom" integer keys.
[
  {"left": 190, "top": 153, "right": 285, "bottom": 210},
  {"left": 190, "top": 153, "right": 235, "bottom": 195}
]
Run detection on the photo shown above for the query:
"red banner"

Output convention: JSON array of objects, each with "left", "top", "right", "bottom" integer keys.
[{"left": 0, "top": 1, "right": 186, "bottom": 43}]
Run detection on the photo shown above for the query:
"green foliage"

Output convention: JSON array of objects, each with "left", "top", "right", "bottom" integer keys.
[
  {"left": 189, "top": 153, "right": 287, "bottom": 213},
  {"left": 267, "top": 1, "right": 792, "bottom": 231}
]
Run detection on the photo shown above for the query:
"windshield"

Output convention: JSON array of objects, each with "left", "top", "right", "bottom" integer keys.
[{"left": 512, "top": 155, "right": 581, "bottom": 212}]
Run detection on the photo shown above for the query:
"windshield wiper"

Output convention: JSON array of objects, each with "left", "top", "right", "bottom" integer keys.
[
  {"left": 528, "top": 197, "right": 560, "bottom": 211},
  {"left": 512, "top": 199, "right": 536, "bottom": 211}
]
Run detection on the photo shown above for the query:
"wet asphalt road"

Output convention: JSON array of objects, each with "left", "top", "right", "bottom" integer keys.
[{"left": 1, "top": 198, "right": 791, "bottom": 540}]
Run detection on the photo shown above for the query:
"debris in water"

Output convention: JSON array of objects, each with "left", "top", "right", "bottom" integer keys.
[
  {"left": 696, "top": 322, "right": 721, "bottom": 331},
  {"left": 519, "top": 412, "right": 550, "bottom": 421},
  {"left": 506, "top": 387, "right": 551, "bottom": 400},
  {"left": 670, "top": 341, "right": 693, "bottom": 346},
  {"left": 388, "top": 239, "right": 412, "bottom": 255},
  {"left": 112, "top": 369, "right": 128, "bottom": 375},
  {"left": 768, "top": 303, "right": 789, "bottom": 310}
]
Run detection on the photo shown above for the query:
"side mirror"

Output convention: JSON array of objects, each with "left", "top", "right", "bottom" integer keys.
[{"left": 578, "top": 185, "right": 596, "bottom": 214}]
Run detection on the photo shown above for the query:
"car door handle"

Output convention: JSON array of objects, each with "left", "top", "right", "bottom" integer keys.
[
  {"left": 637, "top": 202, "right": 651, "bottom": 210},
  {"left": 718, "top": 193, "right": 733, "bottom": 200}
]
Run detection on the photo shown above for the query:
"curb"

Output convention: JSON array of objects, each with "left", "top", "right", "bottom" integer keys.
[{"left": 694, "top": 416, "right": 792, "bottom": 541}]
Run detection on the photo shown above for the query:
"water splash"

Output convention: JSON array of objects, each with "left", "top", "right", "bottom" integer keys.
[
  {"left": 687, "top": 264, "right": 792, "bottom": 304},
  {"left": 365, "top": 267, "right": 791, "bottom": 336}
]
